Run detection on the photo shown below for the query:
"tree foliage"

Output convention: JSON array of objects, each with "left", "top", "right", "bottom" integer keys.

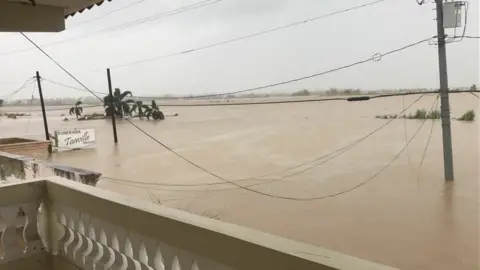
[
  {"left": 131, "top": 101, "right": 150, "bottom": 119},
  {"left": 103, "top": 88, "right": 134, "bottom": 117},
  {"left": 69, "top": 99, "right": 83, "bottom": 119},
  {"left": 145, "top": 100, "right": 165, "bottom": 120},
  {"left": 458, "top": 110, "right": 475, "bottom": 121}
]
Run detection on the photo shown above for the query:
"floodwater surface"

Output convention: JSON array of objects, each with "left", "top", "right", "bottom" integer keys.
[{"left": 1, "top": 94, "right": 478, "bottom": 269}]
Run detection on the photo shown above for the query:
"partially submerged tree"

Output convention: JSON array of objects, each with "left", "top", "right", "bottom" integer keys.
[
  {"left": 103, "top": 88, "right": 134, "bottom": 117},
  {"left": 145, "top": 100, "right": 165, "bottom": 120},
  {"left": 131, "top": 100, "right": 150, "bottom": 119},
  {"left": 69, "top": 99, "right": 83, "bottom": 119}
]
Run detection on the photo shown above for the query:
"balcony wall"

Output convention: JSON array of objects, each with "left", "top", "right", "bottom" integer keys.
[
  {"left": 0, "top": 138, "right": 50, "bottom": 160},
  {"left": 0, "top": 177, "right": 397, "bottom": 270},
  {"left": 0, "top": 151, "right": 100, "bottom": 185}
]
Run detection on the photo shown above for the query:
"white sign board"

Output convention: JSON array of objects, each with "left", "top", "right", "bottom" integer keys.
[{"left": 55, "top": 128, "right": 96, "bottom": 149}]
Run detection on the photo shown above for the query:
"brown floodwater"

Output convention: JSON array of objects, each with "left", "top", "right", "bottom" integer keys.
[{"left": 1, "top": 94, "right": 478, "bottom": 269}]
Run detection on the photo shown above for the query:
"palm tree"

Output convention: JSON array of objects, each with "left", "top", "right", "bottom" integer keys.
[
  {"left": 103, "top": 88, "right": 134, "bottom": 117},
  {"left": 131, "top": 101, "right": 150, "bottom": 119},
  {"left": 145, "top": 100, "right": 165, "bottom": 120},
  {"left": 69, "top": 99, "right": 83, "bottom": 119}
]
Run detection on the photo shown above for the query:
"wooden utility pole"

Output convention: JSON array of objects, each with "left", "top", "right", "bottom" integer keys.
[
  {"left": 36, "top": 71, "right": 49, "bottom": 141},
  {"left": 435, "top": 0, "right": 454, "bottom": 181},
  {"left": 107, "top": 68, "right": 118, "bottom": 143}
]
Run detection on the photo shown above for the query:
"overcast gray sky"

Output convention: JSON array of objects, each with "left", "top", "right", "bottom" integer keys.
[{"left": 0, "top": 0, "right": 478, "bottom": 99}]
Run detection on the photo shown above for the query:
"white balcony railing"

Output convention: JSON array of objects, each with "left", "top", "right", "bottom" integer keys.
[{"left": 0, "top": 177, "right": 397, "bottom": 270}]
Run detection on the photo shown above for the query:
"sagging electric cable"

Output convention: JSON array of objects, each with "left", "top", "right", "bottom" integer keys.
[
  {"left": 2, "top": 0, "right": 222, "bottom": 56},
  {"left": 0, "top": 78, "right": 35, "bottom": 100},
  {"left": 20, "top": 32, "right": 436, "bottom": 201},
  {"left": 40, "top": 78, "right": 480, "bottom": 108},
  {"left": 403, "top": 96, "right": 414, "bottom": 174},
  {"left": 468, "top": 92, "right": 479, "bottom": 99},
  {"left": 416, "top": 95, "right": 439, "bottom": 185},
  {"left": 106, "top": 95, "right": 439, "bottom": 200},
  {"left": 153, "top": 37, "right": 433, "bottom": 99},
  {"left": 101, "top": 0, "right": 389, "bottom": 70},
  {"left": 102, "top": 94, "right": 426, "bottom": 191},
  {"left": 69, "top": 0, "right": 149, "bottom": 29}
]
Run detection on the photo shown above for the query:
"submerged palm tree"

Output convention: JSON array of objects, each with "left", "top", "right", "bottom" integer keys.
[
  {"left": 131, "top": 101, "right": 150, "bottom": 119},
  {"left": 145, "top": 100, "right": 165, "bottom": 120},
  {"left": 103, "top": 88, "right": 134, "bottom": 117},
  {"left": 69, "top": 99, "right": 83, "bottom": 119}
]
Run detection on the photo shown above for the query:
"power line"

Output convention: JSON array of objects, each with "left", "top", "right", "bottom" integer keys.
[
  {"left": 353, "top": 89, "right": 480, "bottom": 101},
  {"left": 7, "top": 89, "right": 476, "bottom": 114},
  {"left": 3, "top": 104, "right": 104, "bottom": 113},
  {"left": 25, "top": 82, "right": 37, "bottom": 133},
  {"left": 101, "top": 94, "right": 426, "bottom": 191},
  {"left": 243, "top": 96, "right": 428, "bottom": 184},
  {"left": 2, "top": 0, "right": 222, "bottom": 56},
  {"left": 68, "top": 0, "right": 149, "bottom": 28},
  {"left": 0, "top": 81, "right": 23, "bottom": 85},
  {"left": 18, "top": 32, "right": 442, "bottom": 201},
  {"left": 12, "top": 76, "right": 480, "bottom": 113},
  {"left": 43, "top": 76, "right": 346, "bottom": 103},
  {"left": 103, "top": 176, "right": 280, "bottom": 191},
  {"left": 314, "top": 95, "right": 440, "bottom": 201},
  {"left": 403, "top": 96, "right": 414, "bottom": 174},
  {"left": 43, "top": 75, "right": 480, "bottom": 103},
  {"left": 468, "top": 92, "right": 480, "bottom": 99},
  {"left": 0, "top": 78, "right": 35, "bottom": 100},
  {"left": 101, "top": 0, "right": 389, "bottom": 70},
  {"left": 258, "top": 96, "right": 427, "bottom": 182},
  {"left": 41, "top": 77, "right": 480, "bottom": 107},
  {"left": 416, "top": 96, "right": 439, "bottom": 185},
  {"left": 105, "top": 95, "right": 439, "bottom": 200},
  {"left": 43, "top": 79, "right": 108, "bottom": 95},
  {"left": 103, "top": 93, "right": 435, "bottom": 201},
  {"left": 90, "top": 0, "right": 222, "bottom": 34},
  {"left": 35, "top": 36, "right": 450, "bottom": 103},
  {"left": 179, "top": 37, "right": 433, "bottom": 99}
]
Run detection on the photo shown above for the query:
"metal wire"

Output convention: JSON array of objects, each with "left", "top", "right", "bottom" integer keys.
[
  {"left": 103, "top": 95, "right": 425, "bottom": 191},
  {"left": 101, "top": 0, "right": 389, "bottom": 70},
  {"left": 1, "top": 0, "right": 222, "bottom": 56},
  {"left": 416, "top": 96, "right": 439, "bottom": 185},
  {"left": 19, "top": 31, "right": 445, "bottom": 201},
  {"left": 0, "top": 78, "right": 35, "bottom": 100}
]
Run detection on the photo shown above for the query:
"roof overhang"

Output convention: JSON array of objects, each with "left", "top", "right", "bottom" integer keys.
[{"left": 0, "top": 0, "right": 113, "bottom": 32}]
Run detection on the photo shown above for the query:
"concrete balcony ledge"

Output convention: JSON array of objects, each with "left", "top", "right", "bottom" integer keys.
[
  {"left": 0, "top": 138, "right": 50, "bottom": 160},
  {"left": 0, "top": 177, "right": 397, "bottom": 270},
  {"left": 0, "top": 151, "right": 101, "bottom": 185}
]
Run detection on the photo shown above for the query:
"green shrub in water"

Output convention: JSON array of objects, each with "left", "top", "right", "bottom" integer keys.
[
  {"left": 407, "top": 109, "right": 440, "bottom": 119},
  {"left": 427, "top": 110, "right": 440, "bottom": 119},
  {"left": 458, "top": 110, "right": 475, "bottom": 121}
]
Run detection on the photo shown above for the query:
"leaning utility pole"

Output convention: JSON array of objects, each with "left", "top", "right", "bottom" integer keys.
[
  {"left": 106, "top": 68, "right": 118, "bottom": 144},
  {"left": 36, "top": 71, "right": 49, "bottom": 141},
  {"left": 36, "top": 71, "right": 52, "bottom": 153},
  {"left": 435, "top": 0, "right": 454, "bottom": 181}
]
